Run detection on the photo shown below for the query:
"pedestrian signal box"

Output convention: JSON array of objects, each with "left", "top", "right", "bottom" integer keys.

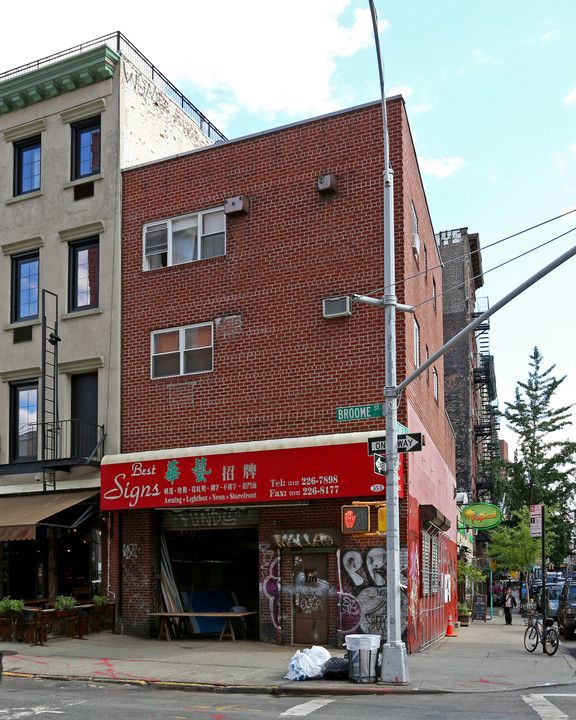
[
  {"left": 378, "top": 505, "right": 387, "bottom": 533},
  {"left": 341, "top": 505, "right": 370, "bottom": 533}
]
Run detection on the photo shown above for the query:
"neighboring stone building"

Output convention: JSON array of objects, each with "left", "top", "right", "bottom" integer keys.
[
  {"left": 0, "top": 33, "right": 224, "bottom": 600},
  {"left": 437, "top": 228, "right": 500, "bottom": 556},
  {"left": 101, "top": 97, "right": 458, "bottom": 651}
]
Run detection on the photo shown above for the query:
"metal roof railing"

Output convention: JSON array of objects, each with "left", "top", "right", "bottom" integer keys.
[{"left": 0, "top": 31, "right": 227, "bottom": 143}]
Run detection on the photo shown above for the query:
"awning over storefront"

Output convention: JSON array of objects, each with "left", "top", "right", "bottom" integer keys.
[{"left": 0, "top": 490, "right": 97, "bottom": 541}]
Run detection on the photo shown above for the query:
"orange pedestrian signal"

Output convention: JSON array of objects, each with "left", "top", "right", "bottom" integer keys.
[
  {"left": 378, "top": 505, "right": 387, "bottom": 532},
  {"left": 341, "top": 505, "right": 370, "bottom": 533}
]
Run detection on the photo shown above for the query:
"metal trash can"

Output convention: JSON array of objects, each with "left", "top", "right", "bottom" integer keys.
[{"left": 345, "top": 634, "right": 381, "bottom": 683}]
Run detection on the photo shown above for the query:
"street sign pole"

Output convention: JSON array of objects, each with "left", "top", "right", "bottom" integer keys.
[{"left": 369, "top": 0, "right": 409, "bottom": 684}]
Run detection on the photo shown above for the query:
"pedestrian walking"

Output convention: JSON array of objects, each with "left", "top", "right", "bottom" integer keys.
[{"left": 504, "top": 587, "right": 517, "bottom": 625}]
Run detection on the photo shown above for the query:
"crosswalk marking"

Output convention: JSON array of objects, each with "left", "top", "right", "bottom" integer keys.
[
  {"left": 280, "top": 698, "right": 336, "bottom": 716},
  {"left": 523, "top": 693, "right": 572, "bottom": 719}
]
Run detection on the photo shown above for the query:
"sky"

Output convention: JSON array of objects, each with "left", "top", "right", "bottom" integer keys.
[{"left": 2, "top": 0, "right": 575, "bottom": 453}]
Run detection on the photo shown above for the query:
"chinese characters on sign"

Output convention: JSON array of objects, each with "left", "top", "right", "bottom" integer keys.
[{"left": 101, "top": 442, "right": 405, "bottom": 511}]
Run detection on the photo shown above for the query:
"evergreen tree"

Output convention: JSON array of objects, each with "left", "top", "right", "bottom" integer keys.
[{"left": 496, "top": 347, "right": 576, "bottom": 564}]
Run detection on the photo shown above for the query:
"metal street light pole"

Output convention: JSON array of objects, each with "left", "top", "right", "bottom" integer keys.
[{"left": 368, "top": 0, "right": 409, "bottom": 683}]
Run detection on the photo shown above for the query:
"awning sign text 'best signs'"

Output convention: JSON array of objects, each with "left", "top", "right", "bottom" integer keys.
[{"left": 101, "top": 442, "right": 404, "bottom": 511}]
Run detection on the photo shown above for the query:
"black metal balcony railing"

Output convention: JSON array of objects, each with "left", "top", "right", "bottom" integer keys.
[
  {"left": 0, "top": 32, "right": 227, "bottom": 144},
  {"left": 16, "top": 419, "right": 106, "bottom": 467}
]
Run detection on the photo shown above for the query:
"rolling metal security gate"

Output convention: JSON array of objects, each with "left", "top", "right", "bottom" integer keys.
[{"left": 419, "top": 525, "right": 451, "bottom": 650}]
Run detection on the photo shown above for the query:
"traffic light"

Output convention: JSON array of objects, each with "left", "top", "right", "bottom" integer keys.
[{"left": 341, "top": 505, "right": 370, "bottom": 533}]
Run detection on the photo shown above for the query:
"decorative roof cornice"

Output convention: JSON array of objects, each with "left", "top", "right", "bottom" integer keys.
[{"left": 0, "top": 45, "right": 119, "bottom": 116}]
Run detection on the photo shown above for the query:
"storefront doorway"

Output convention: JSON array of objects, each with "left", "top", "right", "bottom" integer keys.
[
  {"left": 292, "top": 552, "right": 329, "bottom": 645},
  {"left": 161, "top": 508, "right": 259, "bottom": 635}
]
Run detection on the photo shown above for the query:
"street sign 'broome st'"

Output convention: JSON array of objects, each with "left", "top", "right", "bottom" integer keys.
[{"left": 336, "top": 403, "right": 383, "bottom": 421}]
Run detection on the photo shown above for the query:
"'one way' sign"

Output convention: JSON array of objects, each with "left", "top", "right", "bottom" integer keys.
[{"left": 397, "top": 433, "right": 423, "bottom": 453}]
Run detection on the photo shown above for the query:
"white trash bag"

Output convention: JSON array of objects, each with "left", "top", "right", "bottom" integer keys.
[{"left": 284, "top": 646, "right": 332, "bottom": 681}]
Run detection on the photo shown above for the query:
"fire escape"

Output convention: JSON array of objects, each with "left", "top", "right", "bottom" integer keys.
[
  {"left": 472, "top": 297, "right": 500, "bottom": 500},
  {"left": 0, "top": 291, "right": 106, "bottom": 485}
]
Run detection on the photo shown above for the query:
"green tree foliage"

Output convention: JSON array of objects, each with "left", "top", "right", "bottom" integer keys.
[
  {"left": 487, "top": 507, "right": 541, "bottom": 577},
  {"left": 495, "top": 347, "right": 576, "bottom": 563}
]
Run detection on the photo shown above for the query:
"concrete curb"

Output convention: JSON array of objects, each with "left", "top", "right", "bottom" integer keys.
[{"left": 4, "top": 671, "right": 576, "bottom": 695}]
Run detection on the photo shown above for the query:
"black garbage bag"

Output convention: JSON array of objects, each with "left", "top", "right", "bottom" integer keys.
[{"left": 321, "top": 656, "right": 349, "bottom": 680}]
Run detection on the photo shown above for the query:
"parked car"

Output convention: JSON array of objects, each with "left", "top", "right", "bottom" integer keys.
[
  {"left": 546, "top": 585, "right": 563, "bottom": 619},
  {"left": 557, "top": 581, "right": 576, "bottom": 639}
]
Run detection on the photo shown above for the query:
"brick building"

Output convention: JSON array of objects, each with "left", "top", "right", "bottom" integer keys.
[
  {"left": 101, "top": 97, "right": 457, "bottom": 651},
  {"left": 437, "top": 228, "right": 500, "bottom": 559}
]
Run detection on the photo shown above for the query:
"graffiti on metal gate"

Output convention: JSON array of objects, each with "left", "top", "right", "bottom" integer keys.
[
  {"left": 259, "top": 542, "right": 280, "bottom": 630},
  {"left": 340, "top": 547, "right": 408, "bottom": 640}
]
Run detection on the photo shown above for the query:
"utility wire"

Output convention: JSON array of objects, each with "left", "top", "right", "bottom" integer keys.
[
  {"left": 413, "top": 225, "right": 576, "bottom": 311},
  {"left": 361, "top": 207, "right": 576, "bottom": 299}
]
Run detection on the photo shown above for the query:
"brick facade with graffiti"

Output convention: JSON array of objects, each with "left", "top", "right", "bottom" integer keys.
[{"left": 103, "top": 97, "right": 458, "bottom": 650}]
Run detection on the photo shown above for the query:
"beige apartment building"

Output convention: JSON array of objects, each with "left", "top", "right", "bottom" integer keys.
[{"left": 0, "top": 33, "right": 223, "bottom": 600}]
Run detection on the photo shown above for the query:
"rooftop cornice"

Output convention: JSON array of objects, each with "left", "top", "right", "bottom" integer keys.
[{"left": 0, "top": 45, "right": 119, "bottom": 116}]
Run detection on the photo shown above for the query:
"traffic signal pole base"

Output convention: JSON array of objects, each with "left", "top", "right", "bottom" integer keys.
[{"left": 380, "top": 641, "right": 410, "bottom": 684}]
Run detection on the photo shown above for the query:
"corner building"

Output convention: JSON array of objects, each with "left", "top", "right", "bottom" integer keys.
[{"left": 103, "top": 97, "right": 458, "bottom": 651}]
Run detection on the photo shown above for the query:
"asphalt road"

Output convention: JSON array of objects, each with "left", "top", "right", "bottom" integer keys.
[{"left": 4, "top": 676, "right": 576, "bottom": 720}]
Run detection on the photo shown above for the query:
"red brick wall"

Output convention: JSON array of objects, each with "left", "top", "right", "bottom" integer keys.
[
  {"left": 120, "top": 99, "right": 451, "bottom": 474},
  {"left": 117, "top": 99, "right": 456, "bottom": 647}
]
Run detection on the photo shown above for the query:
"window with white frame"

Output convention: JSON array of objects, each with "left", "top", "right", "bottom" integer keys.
[
  {"left": 151, "top": 323, "right": 213, "bottom": 378},
  {"left": 433, "top": 367, "right": 438, "bottom": 401},
  {"left": 144, "top": 208, "right": 225, "bottom": 270},
  {"left": 413, "top": 317, "right": 420, "bottom": 368}
]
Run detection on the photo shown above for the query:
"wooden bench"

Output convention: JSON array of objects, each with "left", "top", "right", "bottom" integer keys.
[{"left": 149, "top": 611, "right": 258, "bottom": 642}]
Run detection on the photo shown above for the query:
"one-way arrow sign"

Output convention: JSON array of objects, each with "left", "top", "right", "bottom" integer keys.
[
  {"left": 397, "top": 433, "right": 423, "bottom": 453},
  {"left": 374, "top": 454, "right": 386, "bottom": 476}
]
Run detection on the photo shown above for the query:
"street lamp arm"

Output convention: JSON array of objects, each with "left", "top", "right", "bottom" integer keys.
[
  {"left": 396, "top": 242, "right": 576, "bottom": 394},
  {"left": 352, "top": 294, "right": 415, "bottom": 313}
]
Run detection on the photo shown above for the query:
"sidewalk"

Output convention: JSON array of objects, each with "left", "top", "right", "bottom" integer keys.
[{"left": 2, "top": 612, "right": 576, "bottom": 694}]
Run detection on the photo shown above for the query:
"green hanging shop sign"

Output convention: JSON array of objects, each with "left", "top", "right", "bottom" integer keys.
[{"left": 460, "top": 503, "right": 503, "bottom": 530}]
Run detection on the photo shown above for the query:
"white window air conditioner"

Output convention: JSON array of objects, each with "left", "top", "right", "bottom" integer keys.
[
  {"left": 323, "top": 296, "right": 352, "bottom": 319},
  {"left": 412, "top": 232, "right": 421, "bottom": 256}
]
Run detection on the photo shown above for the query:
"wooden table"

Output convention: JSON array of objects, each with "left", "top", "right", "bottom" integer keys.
[{"left": 149, "top": 611, "right": 258, "bottom": 641}]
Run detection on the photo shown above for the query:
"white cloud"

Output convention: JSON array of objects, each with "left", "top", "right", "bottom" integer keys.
[
  {"left": 387, "top": 85, "right": 414, "bottom": 99},
  {"left": 458, "top": 50, "right": 499, "bottom": 75},
  {"left": 2, "top": 0, "right": 383, "bottom": 124},
  {"left": 564, "top": 87, "right": 576, "bottom": 105},
  {"left": 541, "top": 29, "right": 561, "bottom": 42},
  {"left": 411, "top": 104, "right": 432, "bottom": 114},
  {"left": 418, "top": 157, "right": 466, "bottom": 179}
]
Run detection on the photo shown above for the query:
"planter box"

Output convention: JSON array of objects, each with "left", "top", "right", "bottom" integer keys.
[{"left": 458, "top": 613, "right": 471, "bottom": 627}]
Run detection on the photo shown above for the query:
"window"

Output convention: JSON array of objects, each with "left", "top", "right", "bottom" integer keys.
[
  {"left": 11, "top": 381, "right": 38, "bottom": 461},
  {"left": 72, "top": 116, "right": 100, "bottom": 180},
  {"left": 151, "top": 323, "right": 213, "bottom": 378},
  {"left": 425, "top": 346, "right": 430, "bottom": 381},
  {"left": 422, "top": 530, "right": 439, "bottom": 597},
  {"left": 144, "top": 208, "right": 225, "bottom": 270},
  {"left": 69, "top": 238, "right": 99, "bottom": 311},
  {"left": 433, "top": 367, "right": 439, "bottom": 401},
  {"left": 14, "top": 135, "right": 41, "bottom": 195},
  {"left": 12, "top": 252, "right": 39, "bottom": 322},
  {"left": 413, "top": 317, "right": 420, "bottom": 367},
  {"left": 432, "top": 278, "right": 437, "bottom": 311},
  {"left": 411, "top": 202, "right": 418, "bottom": 237}
]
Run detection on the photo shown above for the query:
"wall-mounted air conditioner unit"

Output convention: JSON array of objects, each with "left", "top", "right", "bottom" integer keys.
[
  {"left": 412, "top": 232, "right": 421, "bottom": 256},
  {"left": 317, "top": 173, "right": 338, "bottom": 195},
  {"left": 455, "top": 491, "right": 469, "bottom": 506},
  {"left": 323, "top": 296, "right": 352, "bottom": 318},
  {"left": 224, "top": 195, "right": 249, "bottom": 217}
]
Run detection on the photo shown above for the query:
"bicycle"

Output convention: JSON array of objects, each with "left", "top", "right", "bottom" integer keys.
[{"left": 523, "top": 613, "right": 559, "bottom": 656}]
